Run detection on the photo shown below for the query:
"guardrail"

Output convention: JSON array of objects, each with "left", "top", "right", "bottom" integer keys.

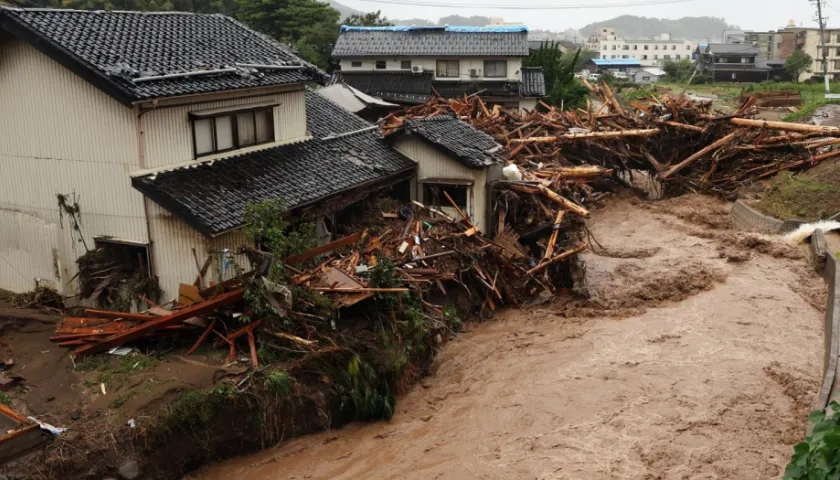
[{"left": 812, "top": 229, "right": 840, "bottom": 414}]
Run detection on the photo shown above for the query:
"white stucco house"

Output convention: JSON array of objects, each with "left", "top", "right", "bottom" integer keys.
[
  {"left": 0, "top": 8, "right": 421, "bottom": 299},
  {"left": 330, "top": 26, "right": 546, "bottom": 112}
]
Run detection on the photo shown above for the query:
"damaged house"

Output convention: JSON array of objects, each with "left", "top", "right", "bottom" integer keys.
[
  {"left": 0, "top": 8, "right": 508, "bottom": 300},
  {"left": 330, "top": 26, "right": 546, "bottom": 112},
  {"left": 0, "top": 8, "right": 419, "bottom": 299}
]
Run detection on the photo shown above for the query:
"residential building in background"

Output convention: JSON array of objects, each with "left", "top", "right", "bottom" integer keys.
[
  {"left": 585, "top": 30, "right": 697, "bottom": 67},
  {"left": 331, "top": 26, "right": 545, "bottom": 111},
  {"left": 697, "top": 43, "right": 772, "bottom": 82},
  {"left": 634, "top": 67, "right": 666, "bottom": 84}
]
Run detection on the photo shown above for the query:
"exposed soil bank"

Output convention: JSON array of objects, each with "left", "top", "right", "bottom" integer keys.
[{"left": 194, "top": 195, "right": 824, "bottom": 480}]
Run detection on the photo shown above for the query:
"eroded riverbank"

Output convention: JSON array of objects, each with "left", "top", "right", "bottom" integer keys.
[{"left": 194, "top": 195, "right": 824, "bottom": 480}]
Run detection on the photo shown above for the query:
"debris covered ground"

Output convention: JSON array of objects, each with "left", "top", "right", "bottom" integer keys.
[
  {"left": 1, "top": 86, "right": 837, "bottom": 479},
  {"left": 195, "top": 194, "right": 824, "bottom": 480}
]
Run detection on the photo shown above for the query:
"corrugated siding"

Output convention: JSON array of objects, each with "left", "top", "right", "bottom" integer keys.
[
  {"left": 0, "top": 36, "right": 145, "bottom": 294},
  {"left": 146, "top": 200, "right": 250, "bottom": 298},
  {"left": 393, "top": 136, "right": 487, "bottom": 231},
  {"left": 141, "top": 90, "right": 308, "bottom": 169}
]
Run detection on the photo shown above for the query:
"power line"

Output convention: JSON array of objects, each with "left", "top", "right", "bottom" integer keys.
[{"left": 355, "top": 0, "right": 693, "bottom": 10}]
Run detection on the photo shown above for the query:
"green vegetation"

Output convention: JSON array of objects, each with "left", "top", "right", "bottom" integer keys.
[
  {"left": 524, "top": 45, "right": 592, "bottom": 110},
  {"left": 784, "top": 403, "right": 840, "bottom": 479},
  {"left": 344, "top": 10, "right": 392, "bottom": 26},
  {"left": 753, "top": 160, "right": 840, "bottom": 220},
  {"left": 661, "top": 59, "right": 696, "bottom": 83},
  {"left": 0, "top": 392, "right": 11, "bottom": 406},
  {"left": 783, "top": 102, "right": 825, "bottom": 122},
  {"left": 263, "top": 369, "right": 292, "bottom": 396},
  {"left": 785, "top": 50, "right": 813, "bottom": 83}
]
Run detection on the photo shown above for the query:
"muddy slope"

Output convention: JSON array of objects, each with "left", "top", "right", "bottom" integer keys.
[{"left": 193, "top": 195, "right": 824, "bottom": 480}]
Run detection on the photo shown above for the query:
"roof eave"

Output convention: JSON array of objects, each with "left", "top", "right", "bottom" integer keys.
[{"left": 0, "top": 13, "right": 137, "bottom": 107}]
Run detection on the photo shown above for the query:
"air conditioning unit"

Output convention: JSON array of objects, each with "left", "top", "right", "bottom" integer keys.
[
  {"left": 411, "top": 65, "right": 424, "bottom": 74},
  {"left": 469, "top": 69, "right": 479, "bottom": 78}
]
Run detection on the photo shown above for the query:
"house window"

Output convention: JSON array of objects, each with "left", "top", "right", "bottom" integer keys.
[
  {"left": 436, "top": 60, "right": 460, "bottom": 78},
  {"left": 642, "top": 55, "right": 648, "bottom": 60},
  {"left": 192, "top": 107, "right": 274, "bottom": 158},
  {"left": 401, "top": 60, "right": 411, "bottom": 69},
  {"left": 423, "top": 183, "right": 469, "bottom": 216},
  {"left": 642, "top": 76, "right": 651, "bottom": 81},
  {"left": 633, "top": 45, "right": 638, "bottom": 50},
  {"left": 644, "top": 45, "right": 649, "bottom": 50},
  {"left": 671, "top": 45, "right": 676, "bottom": 50},
  {"left": 484, "top": 60, "right": 507, "bottom": 77},
  {"left": 375, "top": 60, "right": 387, "bottom": 69},
  {"left": 654, "top": 45, "right": 659, "bottom": 50},
  {"left": 611, "top": 55, "right": 616, "bottom": 59},
  {"left": 676, "top": 55, "right": 681, "bottom": 60},
  {"left": 623, "top": 45, "right": 629, "bottom": 50},
  {"left": 653, "top": 55, "right": 658, "bottom": 60},
  {"left": 603, "top": 45, "right": 608, "bottom": 50},
  {"left": 612, "top": 45, "right": 617, "bottom": 50},
  {"left": 664, "top": 55, "right": 670, "bottom": 60},
  {"left": 686, "top": 45, "right": 691, "bottom": 50},
  {"left": 351, "top": 61, "right": 362, "bottom": 67}
]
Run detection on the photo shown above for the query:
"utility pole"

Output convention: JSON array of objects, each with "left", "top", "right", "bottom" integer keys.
[{"left": 813, "top": 0, "right": 830, "bottom": 92}]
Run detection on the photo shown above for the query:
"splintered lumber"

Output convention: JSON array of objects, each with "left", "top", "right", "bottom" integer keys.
[
  {"left": 536, "top": 185, "right": 589, "bottom": 217},
  {"left": 660, "top": 120, "right": 703, "bottom": 132},
  {"left": 508, "top": 129, "right": 660, "bottom": 143},
  {"left": 526, "top": 243, "right": 590, "bottom": 276},
  {"left": 187, "top": 319, "right": 217, "bottom": 355},
  {"left": 284, "top": 233, "right": 362, "bottom": 264},
  {"left": 311, "top": 287, "right": 409, "bottom": 293},
  {"left": 730, "top": 117, "right": 840, "bottom": 135},
  {"left": 83, "top": 309, "right": 155, "bottom": 321},
  {"left": 74, "top": 288, "right": 244, "bottom": 357},
  {"left": 543, "top": 211, "right": 566, "bottom": 260},
  {"left": 659, "top": 133, "right": 736, "bottom": 180}
]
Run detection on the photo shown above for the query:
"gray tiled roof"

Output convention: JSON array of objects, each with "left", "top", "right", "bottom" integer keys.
[
  {"left": 705, "top": 43, "right": 760, "bottom": 56},
  {"left": 521, "top": 67, "right": 546, "bottom": 97},
  {"left": 131, "top": 91, "right": 415, "bottom": 236},
  {"left": 0, "top": 8, "right": 322, "bottom": 105},
  {"left": 390, "top": 116, "right": 505, "bottom": 169},
  {"left": 332, "top": 26, "right": 529, "bottom": 58}
]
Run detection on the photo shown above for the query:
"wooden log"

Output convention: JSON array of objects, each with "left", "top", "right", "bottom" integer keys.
[
  {"left": 82, "top": 309, "right": 155, "bottom": 321},
  {"left": 74, "top": 288, "right": 244, "bottom": 357},
  {"left": 659, "top": 120, "right": 703, "bottom": 132},
  {"left": 730, "top": 117, "right": 840, "bottom": 134},
  {"left": 312, "top": 287, "right": 409, "bottom": 293},
  {"left": 508, "top": 129, "right": 660, "bottom": 143},
  {"left": 537, "top": 185, "right": 590, "bottom": 217},
  {"left": 543, "top": 211, "right": 566, "bottom": 260},
  {"left": 659, "top": 133, "right": 736, "bottom": 180},
  {"left": 284, "top": 233, "right": 362, "bottom": 264},
  {"left": 187, "top": 319, "right": 216, "bottom": 356},
  {"left": 526, "top": 243, "right": 590, "bottom": 276}
]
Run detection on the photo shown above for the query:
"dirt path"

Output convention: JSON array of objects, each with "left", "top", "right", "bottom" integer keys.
[{"left": 194, "top": 196, "right": 824, "bottom": 480}]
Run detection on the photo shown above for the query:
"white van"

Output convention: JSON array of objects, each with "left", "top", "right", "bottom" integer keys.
[{"left": 587, "top": 73, "right": 602, "bottom": 82}]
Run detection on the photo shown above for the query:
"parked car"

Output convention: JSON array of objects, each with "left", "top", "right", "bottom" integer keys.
[{"left": 587, "top": 73, "right": 602, "bottom": 81}]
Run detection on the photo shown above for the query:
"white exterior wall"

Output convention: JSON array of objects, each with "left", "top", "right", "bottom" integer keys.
[
  {"left": 141, "top": 90, "right": 307, "bottom": 169},
  {"left": 339, "top": 57, "right": 523, "bottom": 82},
  {"left": 519, "top": 98, "right": 537, "bottom": 112},
  {"left": 0, "top": 36, "right": 143, "bottom": 294},
  {"left": 0, "top": 33, "right": 307, "bottom": 298},
  {"left": 598, "top": 39, "right": 697, "bottom": 67},
  {"left": 393, "top": 136, "right": 490, "bottom": 232}
]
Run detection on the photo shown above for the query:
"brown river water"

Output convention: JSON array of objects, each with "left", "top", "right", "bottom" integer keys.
[{"left": 194, "top": 195, "right": 824, "bottom": 480}]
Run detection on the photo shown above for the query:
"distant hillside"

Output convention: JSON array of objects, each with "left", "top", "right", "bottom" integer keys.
[
  {"left": 394, "top": 15, "right": 492, "bottom": 27},
  {"left": 324, "top": 0, "right": 364, "bottom": 20},
  {"left": 580, "top": 15, "right": 738, "bottom": 41}
]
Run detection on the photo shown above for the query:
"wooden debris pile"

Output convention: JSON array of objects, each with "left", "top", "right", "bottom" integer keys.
[{"left": 381, "top": 84, "right": 840, "bottom": 197}]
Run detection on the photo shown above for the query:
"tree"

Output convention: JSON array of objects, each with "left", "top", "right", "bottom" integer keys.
[
  {"left": 235, "top": 0, "right": 340, "bottom": 69},
  {"left": 525, "top": 44, "right": 589, "bottom": 110},
  {"left": 345, "top": 10, "right": 392, "bottom": 27},
  {"left": 785, "top": 50, "right": 813, "bottom": 83},
  {"left": 662, "top": 59, "right": 695, "bottom": 82}
]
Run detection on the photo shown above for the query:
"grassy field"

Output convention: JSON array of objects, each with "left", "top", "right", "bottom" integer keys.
[{"left": 752, "top": 158, "right": 840, "bottom": 220}]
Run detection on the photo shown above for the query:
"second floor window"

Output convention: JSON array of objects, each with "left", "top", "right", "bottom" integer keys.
[
  {"left": 484, "top": 60, "right": 507, "bottom": 77},
  {"left": 375, "top": 60, "right": 386, "bottom": 69},
  {"left": 644, "top": 45, "right": 649, "bottom": 50},
  {"left": 192, "top": 107, "right": 274, "bottom": 158},
  {"left": 401, "top": 60, "right": 412, "bottom": 69},
  {"left": 351, "top": 61, "right": 362, "bottom": 67},
  {"left": 436, "top": 60, "right": 460, "bottom": 78}
]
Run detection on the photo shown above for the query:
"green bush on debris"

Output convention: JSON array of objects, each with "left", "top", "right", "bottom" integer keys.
[{"left": 784, "top": 403, "right": 840, "bottom": 479}]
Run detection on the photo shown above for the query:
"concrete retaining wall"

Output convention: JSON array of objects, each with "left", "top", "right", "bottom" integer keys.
[{"left": 813, "top": 229, "right": 840, "bottom": 413}]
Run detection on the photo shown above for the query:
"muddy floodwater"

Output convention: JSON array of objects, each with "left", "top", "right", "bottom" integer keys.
[{"left": 195, "top": 196, "right": 824, "bottom": 480}]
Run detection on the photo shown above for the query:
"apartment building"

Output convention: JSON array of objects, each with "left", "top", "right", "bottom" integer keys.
[
  {"left": 592, "top": 37, "right": 697, "bottom": 67},
  {"left": 777, "top": 27, "right": 840, "bottom": 80}
]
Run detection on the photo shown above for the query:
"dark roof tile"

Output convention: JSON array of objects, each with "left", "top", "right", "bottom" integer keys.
[
  {"left": 521, "top": 67, "right": 546, "bottom": 97},
  {"left": 0, "top": 8, "right": 322, "bottom": 104},
  {"left": 390, "top": 116, "right": 504, "bottom": 169},
  {"left": 333, "top": 25, "right": 529, "bottom": 58}
]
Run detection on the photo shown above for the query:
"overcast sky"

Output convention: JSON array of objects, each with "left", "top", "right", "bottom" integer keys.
[{"left": 339, "top": 0, "right": 825, "bottom": 34}]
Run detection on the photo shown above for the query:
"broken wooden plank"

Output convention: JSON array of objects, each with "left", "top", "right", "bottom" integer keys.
[
  {"left": 74, "top": 288, "right": 245, "bottom": 357},
  {"left": 82, "top": 309, "right": 155, "bottom": 321},
  {"left": 508, "top": 129, "right": 660, "bottom": 143},
  {"left": 284, "top": 233, "right": 362, "bottom": 264},
  {"left": 526, "top": 243, "right": 590, "bottom": 276},
  {"left": 730, "top": 117, "right": 840, "bottom": 134},
  {"left": 659, "top": 133, "right": 736, "bottom": 180},
  {"left": 537, "top": 185, "right": 589, "bottom": 217},
  {"left": 187, "top": 319, "right": 217, "bottom": 356}
]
